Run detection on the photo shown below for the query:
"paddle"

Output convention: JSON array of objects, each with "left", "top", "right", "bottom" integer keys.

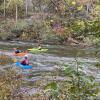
[{"left": 12, "top": 58, "right": 17, "bottom": 63}]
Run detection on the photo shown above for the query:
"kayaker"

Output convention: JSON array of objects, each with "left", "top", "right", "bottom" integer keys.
[
  {"left": 38, "top": 44, "right": 42, "bottom": 50},
  {"left": 13, "top": 48, "right": 21, "bottom": 54},
  {"left": 20, "top": 55, "right": 29, "bottom": 65}
]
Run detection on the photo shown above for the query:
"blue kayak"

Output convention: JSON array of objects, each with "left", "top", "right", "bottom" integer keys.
[{"left": 16, "top": 62, "right": 32, "bottom": 69}]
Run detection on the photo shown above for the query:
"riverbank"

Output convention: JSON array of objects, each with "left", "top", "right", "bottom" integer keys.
[
  {"left": 0, "top": 39, "right": 93, "bottom": 48},
  {"left": 0, "top": 19, "right": 99, "bottom": 47}
]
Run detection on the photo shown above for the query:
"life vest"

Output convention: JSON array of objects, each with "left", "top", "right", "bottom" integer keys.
[{"left": 21, "top": 59, "right": 29, "bottom": 65}]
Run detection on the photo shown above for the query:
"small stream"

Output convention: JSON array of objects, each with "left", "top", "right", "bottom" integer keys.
[{"left": 0, "top": 41, "right": 100, "bottom": 96}]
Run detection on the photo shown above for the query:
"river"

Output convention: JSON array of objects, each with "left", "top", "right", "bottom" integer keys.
[{"left": 0, "top": 41, "right": 100, "bottom": 97}]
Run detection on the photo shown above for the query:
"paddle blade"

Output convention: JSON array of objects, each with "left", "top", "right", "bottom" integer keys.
[{"left": 13, "top": 58, "right": 17, "bottom": 62}]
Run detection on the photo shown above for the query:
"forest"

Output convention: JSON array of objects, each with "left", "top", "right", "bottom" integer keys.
[
  {"left": 0, "top": 0, "right": 100, "bottom": 45},
  {"left": 0, "top": 0, "right": 100, "bottom": 100}
]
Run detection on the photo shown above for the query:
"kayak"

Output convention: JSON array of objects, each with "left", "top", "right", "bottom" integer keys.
[
  {"left": 28, "top": 48, "right": 48, "bottom": 53},
  {"left": 16, "top": 61, "right": 32, "bottom": 69},
  {"left": 13, "top": 52, "right": 27, "bottom": 56}
]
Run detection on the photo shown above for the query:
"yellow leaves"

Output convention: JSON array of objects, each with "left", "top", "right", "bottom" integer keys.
[
  {"left": 71, "top": 1, "right": 76, "bottom": 5},
  {"left": 95, "top": 5, "right": 100, "bottom": 10},
  {"left": 75, "top": 20, "right": 85, "bottom": 30},
  {"left": 50, "top": 20, "right": 54, "bottom": 23},
  {"left": 77, "top": 5, "right": 83, "bottom": 11},
  {"left": 77, "top": 20, "right": 84, "bottom": 26},
  {"left": 94, "top": 5, "right": 100, "bottom": 16}
]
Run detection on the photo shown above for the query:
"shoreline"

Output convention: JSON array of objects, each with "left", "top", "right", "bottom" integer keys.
[{"left": 0, "top": 40, "right": 93, "bottom": 48}]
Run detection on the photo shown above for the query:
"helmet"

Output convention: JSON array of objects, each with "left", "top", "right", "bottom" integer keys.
[{"left": 24, "top": 55, "right": 28, "bottom": 58}]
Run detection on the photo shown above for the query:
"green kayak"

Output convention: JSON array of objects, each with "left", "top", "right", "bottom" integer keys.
[{"left": 28, "top": 48, "right": 48, "bottom": 53}]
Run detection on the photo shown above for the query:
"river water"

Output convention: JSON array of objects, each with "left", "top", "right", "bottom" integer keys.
[{"left": 0, "top": 41, "right": 100, "bottom": 97}]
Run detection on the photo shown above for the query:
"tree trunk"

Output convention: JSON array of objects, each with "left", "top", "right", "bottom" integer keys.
[
  {"left": 15, "top": 4, "right": 18, "bottom": 23},
  {"left": 4, "top": 0, "right": 6, "bottom": 19},
  {"left": 25, "top": 0, "right": 28, "bottom": 16}
]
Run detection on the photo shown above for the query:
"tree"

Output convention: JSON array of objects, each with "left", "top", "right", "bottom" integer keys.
[
  {"left": 4, "top": 0, "right": 6, "bottom": 19},
  {"left": 25, "top": 0, "right": 28, "bottom": 16},
  {"left": 7, "top": 0, "right": 24, "bottom": 22}
]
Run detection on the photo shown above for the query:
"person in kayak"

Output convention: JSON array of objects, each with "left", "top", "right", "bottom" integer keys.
[
  {"left": 20, "top": 55, "right": 29, "bottom": 65},
  {"left": 38, "top": 44, "right": 42, "bottom": 50},
  {"left": 13, "top": 48, "right": 21, "bottom": 54}
]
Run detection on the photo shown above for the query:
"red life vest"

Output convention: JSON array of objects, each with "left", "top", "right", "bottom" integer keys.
[{"left": 21, "top": 59, "right": 29, "bottom": 65}]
